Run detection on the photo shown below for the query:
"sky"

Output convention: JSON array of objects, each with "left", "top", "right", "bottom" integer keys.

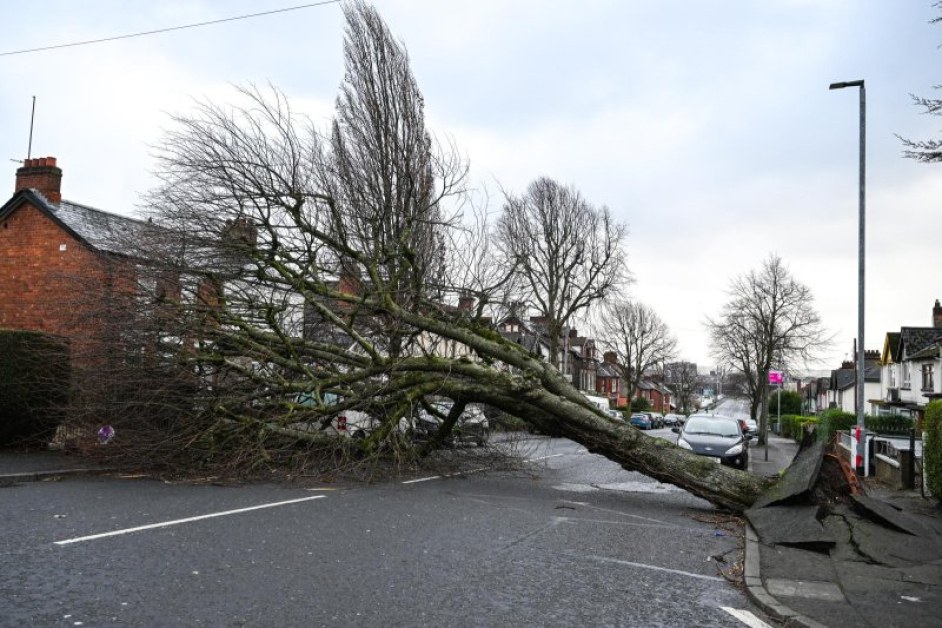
[{"left": 2, "top": 0, "right": 941, "bottom": 373}]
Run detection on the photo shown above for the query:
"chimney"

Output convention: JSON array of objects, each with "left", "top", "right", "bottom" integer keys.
[
  {"left": 934, "top": 299, "right": 942, "bottom": 328},
  {"left": 15, "top": 156, "right": 63, "bottom": 204},
  {"left": 458, "top": 292, "right": 475, "bottom": 312}
]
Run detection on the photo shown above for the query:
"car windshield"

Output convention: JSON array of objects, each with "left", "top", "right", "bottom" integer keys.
[{"left": 683, "top": 417, "right": 740, "bottom": 438}]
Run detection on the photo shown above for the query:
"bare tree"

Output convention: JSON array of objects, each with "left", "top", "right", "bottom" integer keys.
[
  {"left": 495, "top": 178, "right": 628, "bottom": 367},
  {"left": 707, "top": 254, "right": 829, "bottom": 444},
  {"left": 89, "top": 1, "right": 775, "bottom": 511},
  {"left": 601, "top": 300, "right": 677, "bottom": 404},
  {"left": 898, "top": 3, "right": 942, "bottom": 163},
  {"left": 665, "top": 361, "right": 701, "bottom": 415}
]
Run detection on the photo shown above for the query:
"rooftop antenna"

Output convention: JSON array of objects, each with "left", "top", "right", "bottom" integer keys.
[{"left": 27, "top": 95, "right": 35, "bottom": 159}]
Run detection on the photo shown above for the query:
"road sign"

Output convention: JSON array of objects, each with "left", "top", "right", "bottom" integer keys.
[{"left": 768, "top": 371, "right": 783, "bottom": 385}]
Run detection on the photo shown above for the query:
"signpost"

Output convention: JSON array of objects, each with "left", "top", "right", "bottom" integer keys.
[{"left": 766, "top": 371, "right": 784, "bottom": 461}]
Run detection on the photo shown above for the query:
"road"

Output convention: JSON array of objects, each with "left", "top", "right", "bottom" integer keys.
[{"left": 1, "top": 436, "right": 775, "bottom": 627}]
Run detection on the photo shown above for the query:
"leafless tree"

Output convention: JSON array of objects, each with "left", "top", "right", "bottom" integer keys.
[
  {"left": 601, "top": 300, "right": 677, "bottom": 404},
  {"left": 898, "top": 3, "right": 942, "bottom": 163},
  {"left": 665, "top": 361, "right": 701, "bottom": 415},
  {"left": 707, "top": 254, "right": 829, "bottom": 444},
  {"left": 495, "top": 177, "right": 628, "bottom": 366},
  {"left": 79, "top": 1, "right": 775, "bottom": 511}
]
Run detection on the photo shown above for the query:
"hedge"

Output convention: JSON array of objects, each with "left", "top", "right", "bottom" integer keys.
[
  {"left": 924, "top": 400, "right": 942, "bottom": 499},
  {"left": 817, "top": 408, "right": 856, "bottom": 442},
  {"left": 866, "top": 414, "right": 915, "bottom": 435},
  {"left": 0, "top": 329, "right": 70, "bottom": 447}
]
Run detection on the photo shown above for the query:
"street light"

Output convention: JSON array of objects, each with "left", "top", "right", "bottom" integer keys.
[{"left": 829, "top": 79, "right": 866, "bottom": 473}]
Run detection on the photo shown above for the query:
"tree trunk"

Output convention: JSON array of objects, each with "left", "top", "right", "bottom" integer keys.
[{"left": 451, "top": 376, "right": 772, "bottom": 513}]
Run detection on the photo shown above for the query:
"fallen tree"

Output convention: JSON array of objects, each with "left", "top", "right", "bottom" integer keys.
[{"left": 90, "top": 1, "right": 772, "bottom": 512}]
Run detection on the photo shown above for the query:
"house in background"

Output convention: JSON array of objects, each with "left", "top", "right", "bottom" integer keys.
[
  {"left": 0, "top": 157, "right": 147, "bottom": 364},
  {"left": 877, "top": 301, "right": 942, "bottom": 419},
  {"left": 826, "top": 350, "right": 880, "bottom": 414},
  {"left": 596, "top": 351, "right": 628, "bottom": 408},
  {"left": 569, "top": 330, "right": 598, "bottom": 393}
]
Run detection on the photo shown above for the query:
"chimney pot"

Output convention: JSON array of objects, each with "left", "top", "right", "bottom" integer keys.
[{"left": 14, "top": 155, "right": 63, "bottom": 204}]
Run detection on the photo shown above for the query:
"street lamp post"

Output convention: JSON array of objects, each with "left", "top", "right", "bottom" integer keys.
[{"left": 830, "top": 79, "right": 866, "bottom": 473}]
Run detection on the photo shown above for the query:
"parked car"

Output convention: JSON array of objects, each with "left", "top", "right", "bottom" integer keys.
[
  {"left": 744, "top": 418, "right": 758, "bottom": 436},
  {"left": 672, "top": 415, "right": 751, "bottom": 470},
  {"left": 605, "top": 408, "right": 625, "bottom": 422},
  {"left": 294, "top": 391, "right": 378, "bottom": 440},
  {"left": 411, "top": 401, "right": 489, "bottom": 447},
  {"left": 663, "top": 413, "right": 684, "bottom": 427},
  {"left": 629, "top": 413, "right": 653, "bottom": 430},
  {"left": 644, "top": 412, "right": 665, "bottom": 429}
]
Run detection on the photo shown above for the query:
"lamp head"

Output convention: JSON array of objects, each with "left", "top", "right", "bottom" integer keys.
[{"left": 829, "top": 80, "right": 865, "bottom": 90}]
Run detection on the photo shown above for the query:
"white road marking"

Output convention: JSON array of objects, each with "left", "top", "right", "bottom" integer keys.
[
  {"left": 402, "top": 467, "right": 489, "bottom": 485},
  {"left": 582, "top": 554, "right": 724, "bottom": 582},
  {"left": 54, "top": 495, "right": 325, "bottom": 546},
  {"left": 401, "top": 475, "right": 441, "bottom": 484},
  {"left": 524, "top": 453, "right": 567, "bottom": 462},
  {"left": 720, "top": 607, "right": 773, "bottom": 628}
]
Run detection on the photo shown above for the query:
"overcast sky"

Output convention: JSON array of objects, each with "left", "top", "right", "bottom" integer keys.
[{"left": 2, "top": 0, "right": 940, "bottom": 373}]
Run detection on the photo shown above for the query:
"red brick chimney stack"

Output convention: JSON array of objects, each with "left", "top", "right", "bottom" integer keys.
[
  {"left": 15, "top": 156, "right": 62, "bottom": 204},
  {"left": 933, "top": 299, "right": 942, "bottom": 328}
]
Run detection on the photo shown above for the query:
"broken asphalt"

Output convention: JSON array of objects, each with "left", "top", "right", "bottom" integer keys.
[{"left": 744, "top": 435, "right": 942, "bottom": 627}]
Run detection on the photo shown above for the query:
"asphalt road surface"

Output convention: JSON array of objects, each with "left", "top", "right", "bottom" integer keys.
[{"left": 1, "top": 436, "right": 776, "bottom": 627}]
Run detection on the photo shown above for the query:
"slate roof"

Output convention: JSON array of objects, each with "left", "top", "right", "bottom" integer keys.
[
  {"left": 597, "top": 361, "right": 619, "bottom": 378},
  {"left": 908, "top": 343, "right": 940, "bottom": 361},
  {"left": 897, "top": 327, "right": 942, "bottom": 362},
  {"left": 1, "top": 188, "right": 149, "bottom": 257},
  {"left": 830, "top": 365, "right": 881, "bottom": 390}
]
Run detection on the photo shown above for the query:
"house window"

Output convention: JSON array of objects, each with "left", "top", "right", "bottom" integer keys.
[
  {"left": 888, "top": 366, "right": 896, "bottom": 388},
  {"left": 902, "top": 363, "right": 911, "bottom": 389},
  {"left": 922, "top": 364, "right": 935, "bottom": 392}
]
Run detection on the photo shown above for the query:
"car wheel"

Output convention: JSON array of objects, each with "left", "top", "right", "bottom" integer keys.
[{"left": 352, "top": 430, "right": 366, "bottom": 440}]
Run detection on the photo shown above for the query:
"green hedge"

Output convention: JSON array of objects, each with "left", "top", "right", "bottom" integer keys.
[
  {"left": 817, "top": 408, "right": 856, "bottom": 442},
  {"left": 924, "top": 400, "right": 942, "bottom": 499},
  {"left": 0, "top": 329, "right": 70, "bottom": 447},
  {"left": 777, "top": 414, "right": 820, "bottom": 442},
  {"left": 866, "top": 414, "right": 915, "bottom": 435}
]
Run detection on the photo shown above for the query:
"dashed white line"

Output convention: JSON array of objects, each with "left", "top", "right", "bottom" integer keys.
[
  {"left": 720, "top": 607, "right": 773, "bottom": 628},
  {"left": 524, "top": 453, "right": 568, "bottom": 462},
  {"left": 401, "top": 475, "right": 442, "bottom": 484},
  {"left": 54, "top": 495, "right": 326, "bottom": 546},
  {"left": 582, "top": 554, "right": 725, "bottom": 582},
  {"left": 401, "top": 467, "right": 490, "bottom": 485}
]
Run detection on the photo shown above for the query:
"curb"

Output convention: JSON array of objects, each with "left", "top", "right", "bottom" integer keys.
[
  {"left": 0, "top": 467, "right": 123, "bottom": 483},
  {"left": 743, "top": 524, "right": 831, "bottom": 628}
]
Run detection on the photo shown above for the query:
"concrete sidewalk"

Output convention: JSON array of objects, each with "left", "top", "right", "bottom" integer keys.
[
  {"left": 749, "top": 433, "right": 799, "bottom": 478},
  {"left": 744, "top": 438, "right": 942, "bottom": 628},
  {"left": 0, "top": 450, "right": 122, "bottom": 483}
]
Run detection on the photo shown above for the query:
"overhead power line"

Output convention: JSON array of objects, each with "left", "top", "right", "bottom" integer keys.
[{"left": 0, "top": 0, "right": 341, "bottom": 57}]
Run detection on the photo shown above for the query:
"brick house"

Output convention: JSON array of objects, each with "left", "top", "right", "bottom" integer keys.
[
  {"left": 596, "top": 351, "right": 628, "bottom": 408},
  {"left": 0, "top": 157, "right": 146, "bottom": 363}
]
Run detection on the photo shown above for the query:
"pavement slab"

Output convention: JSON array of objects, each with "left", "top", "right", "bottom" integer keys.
[
  {"left": 757, "top": 543, "right": 838, "bottom": 583},
  {"left": 851, "top": 494, "right": 936, "bottom": 538},
  {"left": 751, "top": 441, "right": 824, "bottom": 509},
  {"left": 746, "top": 504, "right": 834, "bottom": 551}
]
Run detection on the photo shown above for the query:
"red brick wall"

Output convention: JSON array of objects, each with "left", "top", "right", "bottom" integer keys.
[{"left": 0, "top": 201, "right": 131, "bottom": 361}]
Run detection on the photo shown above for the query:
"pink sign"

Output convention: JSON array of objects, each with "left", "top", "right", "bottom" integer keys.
[{"left": 768, "top": 371, "right": 783, "bottom": 385}]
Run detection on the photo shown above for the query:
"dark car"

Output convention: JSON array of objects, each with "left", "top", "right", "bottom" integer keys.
[
  {"left": 672, "top": 415, "right": 751, "bottom": 470},
  {"left": 412, "top": 401, "right": 489, "bottom": 447}
]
